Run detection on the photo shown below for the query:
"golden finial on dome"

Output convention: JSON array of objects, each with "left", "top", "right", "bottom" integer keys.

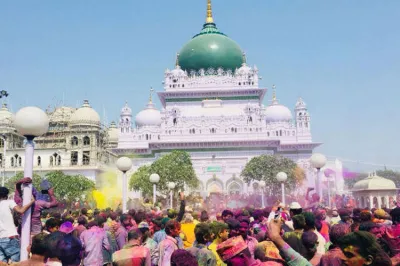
[
  {"left": 149, "top": 87, "right": 154, "bottom": 103},
  {"left": 175, "top": 53, "right": 180, "bottom": 67},
  {"left": 272, "top": 84, "right": 277, "bottom": 101},
  {"left": 206, "top": 0, "right": 214, "bottom": 24}
]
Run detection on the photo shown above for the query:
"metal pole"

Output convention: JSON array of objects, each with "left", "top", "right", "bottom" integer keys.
[
  {"left": 327, "top": 175, "right": 331, "bottom": 208},
  {"left": 261, "top": 190, "right": 265, "bottom": 208},
  {"left": 21, "top": 137, "right": 34, "bottom": 261},
  {"left": 153, "top": 184, "right": 156, "bottom": 206},
  {"left": 170, "top": 190, "right": 173, "bottom": 209},
  {"left": 122, "top": 171, "right": 127, "bottom": 213},
  {"left": 1, "top": 137, "right": 5, "bottom": 187},
  {"left": 281, "top": 182, "right": 285, "bottom": 206},
  {"left": 316, "top": 168, "right": 322, "bottom": 201}
]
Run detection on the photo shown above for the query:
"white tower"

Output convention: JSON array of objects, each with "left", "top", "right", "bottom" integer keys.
[
  {"left": 295, "top": 97, "right": 312, "bottom": 142},
  {"left": 119, "top": 102, "right": 132, "bottom": 134}
]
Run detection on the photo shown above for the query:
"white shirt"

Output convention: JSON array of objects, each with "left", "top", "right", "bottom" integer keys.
[
  {"left": 313, "top": 229, "right": 326, "bottom": 255},
  {"left": 0, "top": 199, "right": 18, "bottom": 238}
]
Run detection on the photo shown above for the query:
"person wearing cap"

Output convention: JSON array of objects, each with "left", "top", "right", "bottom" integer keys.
[
  {"left": 139, "top": 221, "right": 158, "bottom": 266},
  {"left": 59, "top": 221, "right": 74, "bottom": 235},
  {"left": 329, "top": 208, "right": 340, "bottom": 226},
  {"left": 285, "top": 202, "right": 303, "bottom": 230},
  {"left": 14, "top": 178, "right": 58, "bottom": 236},
  {"left": 0, "top": 186, "right": 35, "bottom": 263}
]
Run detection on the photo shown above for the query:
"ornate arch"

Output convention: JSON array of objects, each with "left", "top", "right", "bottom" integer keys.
[
  {"left": 225, "top": 175, "right": 244, "bottom": 194},
  {"left": 206, "top": 176, "right": 224, "bottom": 193}
]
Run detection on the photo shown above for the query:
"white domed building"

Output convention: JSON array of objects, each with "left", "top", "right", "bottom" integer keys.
[
  {"left": 115, "top": 1, "right": 321, "bottom": 195},
  {"left": 0, "top": 100, "right": 118, "bottom": 182},
  {"left": 352, "top": 172, "right": 398, "bottom": 209}
]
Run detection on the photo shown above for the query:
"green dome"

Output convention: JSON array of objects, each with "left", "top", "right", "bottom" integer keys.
[{"left": 178, "top": 23, "right": 244, "bottom": 73}]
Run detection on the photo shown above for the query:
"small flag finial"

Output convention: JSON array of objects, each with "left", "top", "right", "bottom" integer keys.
[
  {"left": 272, "top": 84, "right": 277, "bottom": 101},
  {"left": 149, "top": 87, "right": 154, "bottom": 103},
  {"left": 206, "top": 0, "right": 214, "bottom": 23}
]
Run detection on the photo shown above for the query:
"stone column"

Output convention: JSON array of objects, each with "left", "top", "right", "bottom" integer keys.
[
  {"left": 377, "top": 196, "right": 382, "bottom": 209},
  {"left": 386, "top": 196, "right": 390, "bottom": 208},
  {"left": 369, "top": 195, "right": 374, "bottom": 209}
]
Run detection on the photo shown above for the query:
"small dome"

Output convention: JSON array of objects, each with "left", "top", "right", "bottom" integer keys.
[
  {"left": 0, "top": 104, "right": 14, "bottom": 127},
  {"left": 108, "top": 121, "right": 119, "bottom": 143},
  {"left": 121, "top": 102, "right": 132, "bottom": 116},
  {"left": 69, "top": 100, "right": 100, "bottom": 127},
  {"left": 353, "top": 173, "right": 396, "bottom": 190},
  {"left": 265, "top": 103, "right": 292, "bottom": 122},
  {"left": 49, "top": 106, "right": 76, "bottom": 123},
  {"left": 135, "top": 102, "right": 161, "bottom": 127}
]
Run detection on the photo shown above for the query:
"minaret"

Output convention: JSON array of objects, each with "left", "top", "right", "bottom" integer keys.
[
  {"left": 206, "top": 0, "right": 214, "bottom": 24},
  {"left": 119, "top": 102, "right": 132, "bottom": 133},
  {"left": 295, "top": 97, "right": 312, "bottom": 141}
]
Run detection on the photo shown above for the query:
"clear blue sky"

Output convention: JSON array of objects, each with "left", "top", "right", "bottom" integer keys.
[{"left": 1, "top": 0, "right": 399, "bottom": 171}]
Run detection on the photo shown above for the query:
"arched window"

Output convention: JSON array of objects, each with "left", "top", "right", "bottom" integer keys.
[
  {"left": 83, "top": 136, "right": 90, "bottom": 146},
  {"left": 192, "top": 129, "right": 195, "bottom": 134},
  {"left": 57, "top": 156, "right": 61, "bottom": 166},
  {"left": 267, "top": 132, "right": 270, "bottom": 137},
  {"left": 11, "top": 157, "right": 14, "bottom": 167},
  {"left": 0, "top": 138, "right": 4, "bottom": 148},
  {"left": 18, "top": 157, "right": 22, "bottom": 167},
  {"left": 71, "top": 136, "right": 78, "bottom": 146},
  {"left": 146, "top": 134, "right": 149, "bottom": 140},
  {"left": 126, "top": 118, "right": 129, "bottom": 122},
  {"left": 305, "top": 122, "right": 309, "bottom": 128},
  {"left": 280, "top": 130, "right": 282, "bottom": 136},
  {"left": 173, "top": 118, "right": 177, "bottom": 126},
  {"left": 37, "top": 156, "right": 41, "bottom": 166},
  {"left": 50, "top": 156, "right": 54, "bottom": 166}
]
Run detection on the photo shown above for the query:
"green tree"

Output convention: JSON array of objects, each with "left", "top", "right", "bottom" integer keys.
[
  {"left": 240, "top": 155, "right": 305, "bottom": 193},
  {"left": 45, "top": 171, "right": 95, "bottom": 202},
  {"left": 129, "top": 150, "right": 199, "bottom": 196},
  {"left": 376, "top": 169, "right": 400, "bottom": 187},
  {"left": 4, "top": 172, "right": 43, "bottom": 192},
  {"left": 129, "top": 165, "right": 152, "bottom": 195}
]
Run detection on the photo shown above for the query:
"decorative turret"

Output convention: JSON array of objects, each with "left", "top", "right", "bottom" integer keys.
[
  {"left": 120, "top": 102, "right": 132, "bottom": 134},
  {"left": 295, "top": 97, "right": 312, "bottom": 141},
  {"left": 295, "top": 97, "right": 310, "bottom": 129}
]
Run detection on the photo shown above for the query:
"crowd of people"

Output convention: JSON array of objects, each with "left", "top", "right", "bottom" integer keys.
[{"left": 1, "top": 179, "right": 400, "bottom": 266}]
